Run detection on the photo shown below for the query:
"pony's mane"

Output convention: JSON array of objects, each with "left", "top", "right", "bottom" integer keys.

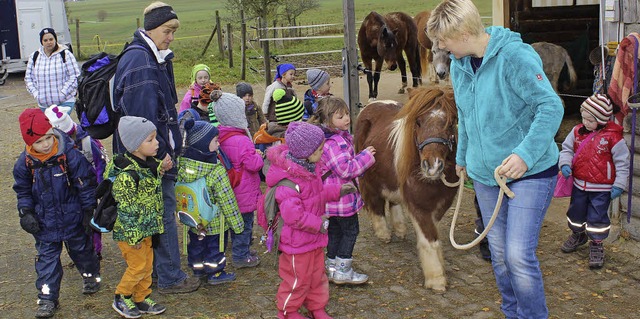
[{"left": 389, "top": 87, "right": 457, "bottom": 185}]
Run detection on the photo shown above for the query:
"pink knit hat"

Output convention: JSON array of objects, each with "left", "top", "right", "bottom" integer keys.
[{"left": 285, "top": 121, "right": 324, "bottom": 159}]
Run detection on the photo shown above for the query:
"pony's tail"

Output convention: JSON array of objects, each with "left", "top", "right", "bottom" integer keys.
[{"left": 562, "top": 51, "right": 578, "bottom": 91}]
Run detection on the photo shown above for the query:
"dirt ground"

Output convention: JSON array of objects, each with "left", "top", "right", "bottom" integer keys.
[{"left": 1, "top": 70, "right": 639, "bottom": 319}]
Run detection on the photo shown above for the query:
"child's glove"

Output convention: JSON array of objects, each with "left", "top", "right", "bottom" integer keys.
[
  {"left": 320, "top": 215, "right": 329, "bottom": 234},
  {"left": 611, "top": 186, "right": 623, "bottom": 199},
  {"left": 19, "top": 208, "right": 40, "bottom": 234},
  {"left": 340, "top": 184, "right": 357, "bottom": 197},
  {"left": 82, "top": 208, "right": 95, "bottom": 235},
  {"left": 560, "top": 165, "right": 572, "bottom": 178}
]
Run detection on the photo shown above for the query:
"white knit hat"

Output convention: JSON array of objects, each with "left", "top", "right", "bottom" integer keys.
[
  {"left": 581, "top": 94, "right": 612, "bottom": 125},
  {"left": 44, "top": 104, "right": 75, "bottom": 133}
]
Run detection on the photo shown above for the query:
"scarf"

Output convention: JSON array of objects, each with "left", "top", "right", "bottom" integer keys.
[{"left": 26, "top": 137, "right": 59, "bottom": 163}]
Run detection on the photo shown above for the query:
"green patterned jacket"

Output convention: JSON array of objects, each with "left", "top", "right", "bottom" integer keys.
[
  {"left": 176, "top": 157, "right": 244, "bottom": 235},
  {"left": 105, "top": 154, "right": 164, "bottom": 245}
]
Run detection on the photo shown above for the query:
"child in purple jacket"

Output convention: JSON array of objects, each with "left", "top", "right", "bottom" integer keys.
[
  {"left": 265, "top": 121, "right": 355, "bottom": 319},
  {"left": 309, "top": 96, "right": 376, "bottom": 285}
]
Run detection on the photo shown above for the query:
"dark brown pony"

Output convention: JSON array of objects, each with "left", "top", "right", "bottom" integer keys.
[
  {"left": 358, "top": 11, "right": 421, "bottom": 101},
  {"left": 355, "top": 87, "right": 458, "bottom": 292},
  {"left": 414, "top": 10, "right": 451, "bottom": 84}
]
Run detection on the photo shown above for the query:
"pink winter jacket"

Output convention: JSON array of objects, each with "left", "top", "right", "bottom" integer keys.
[
  {"left": 266, "top": 144, "right": 342, "bottom": 255},
  {"left": 179, "top": 82, "right": 203, "bottom": 113},
  {"left": 319, "top": 129, "right": 375, "bottom": 217},
  {"left": 218, "top": 126, "right": 264, "bottom": 213}
]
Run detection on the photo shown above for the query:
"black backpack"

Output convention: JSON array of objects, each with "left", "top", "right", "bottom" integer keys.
[
  {"left": 75, "top": 44, "right": 144, "bottom": 139},
  {"left": 90, "top": 155, "right": 139, "bottom": 233},
  {"left": 32, "top": 49, "right": 66, "bottom": 64}
]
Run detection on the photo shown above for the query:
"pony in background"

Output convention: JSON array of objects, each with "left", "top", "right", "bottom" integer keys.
[
  {"left": 358, "top": 11, "right": 421, "bottom": 101},
  {"left": 531, "top": 41, "right": 578, "bottom": 94},
  {"left": 355, "top": 87, "right": 458, "bottom": 292},
  {"left": 414, "top": 10, "right": 451, "bottom": 84}
]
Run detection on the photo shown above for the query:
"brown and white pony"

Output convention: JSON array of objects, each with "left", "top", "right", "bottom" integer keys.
[
  {"left": 414, "top": 10, "right": 451, "bottom": 84},
  {"left": 355, "top": 87, "right": 458, "bottom": 292}
]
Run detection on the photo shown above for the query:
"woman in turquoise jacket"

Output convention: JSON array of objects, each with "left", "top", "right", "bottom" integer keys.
[{"left": 428, "top": 1, "right": 563, "bottom": 318}]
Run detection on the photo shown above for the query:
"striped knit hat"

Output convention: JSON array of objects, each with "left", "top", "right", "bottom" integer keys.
[
  {"left": 273, "top": 88, "right": 304, "bottom": 125},
  {"left": 581, "top": 94, "right": 612, "bottom": 125}
]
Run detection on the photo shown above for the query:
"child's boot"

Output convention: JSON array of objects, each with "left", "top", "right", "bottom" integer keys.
[
  {"left": 35, "top": 300, "right": 57, "bottom": 318},
  {"left": 589, "top": 240, "right": 605, "bottom": 269},
  {"left": 333, "top": 257, "right": 368, "bottom": 285},
  {"left": 561, "top": 231, "right": 588, "bottom": 253},
  {"left": 310, "top": 308, "right": 333, "bottom": 319},
  {"left": 325, "top": 258, "right": 336, "bottom": 282},
  {"left": 278, "top": 310, "right": 309, "bottom": 319}
]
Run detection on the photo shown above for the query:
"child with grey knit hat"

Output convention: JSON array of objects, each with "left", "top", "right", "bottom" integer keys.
[
  {"left": 214, "top": 92, "right": 265, "bottom": 268},
  {"left": 106, "top": 116, "right": 167, "bottom": 318},
  {"left": 303, "top": 68, "right": 332, "bottom": 120}
]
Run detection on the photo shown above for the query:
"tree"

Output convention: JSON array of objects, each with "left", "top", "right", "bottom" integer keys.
[
  {"left": 97, "top": 10, "right": 107, "bottom": 22},
  {"left": 225, "top": 0, "right": 281, "bottom": 24},
  {"left": 280, "top": 0, "right": 319, "bottom": 27}
]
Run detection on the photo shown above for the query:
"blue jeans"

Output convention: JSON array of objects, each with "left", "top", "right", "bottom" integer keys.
[
  {"left": 474, "top": 176, "right": 555, "bottom": 319},
  {"left": 326, "top": 214, "right": 360, "bottom": 259},
  {"left": 154, "top": 177, "right": 188, "bottom": 288},
  {"left": 231, "top": 212, "right": 254, "bottom": 261}
]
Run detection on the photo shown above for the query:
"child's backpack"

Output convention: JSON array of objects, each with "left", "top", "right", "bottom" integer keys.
[
  {"left": 257, "top": 178, "right": 299, "bottom": 253},
  {"left": 90, "top": 155, "right": 139, "bottom": 233},
  {"left": 175, "top": 176, "right": 219, "bottom": 228},
  {"left": 75, "top": 43, "right": 144, "bottom": 139},
  {"left": 217, "top": 130, "right": 248, "bottom": 188}
]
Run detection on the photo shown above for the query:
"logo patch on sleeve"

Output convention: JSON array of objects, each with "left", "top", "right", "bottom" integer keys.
[{"left": 536, "top": 74, "right": 543, "bottom": 80}]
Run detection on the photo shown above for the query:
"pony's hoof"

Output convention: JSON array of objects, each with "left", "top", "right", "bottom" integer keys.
[
  {"left": 425, "top": 280, "right": 447, "bottom": 293},
  {"left": 368, "top": 97, "right": 377, "bottom": 103},
  {"left": 397, "top": 88, "right": 405, "bottom": 94},
  {"left": 376, "top": 232, "right": 392, "bottom": 244}
]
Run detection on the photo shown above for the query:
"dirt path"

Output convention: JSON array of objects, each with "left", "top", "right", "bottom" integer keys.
[{"left": 1, "top": 71, "right": 637, "bottom": 319}]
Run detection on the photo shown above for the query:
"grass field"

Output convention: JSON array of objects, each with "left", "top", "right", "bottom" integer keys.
[{"left": 67, "top": 0, "right": 492, "bottom": 86}]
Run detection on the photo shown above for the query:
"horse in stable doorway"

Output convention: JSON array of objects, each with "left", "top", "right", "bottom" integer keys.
[
  {"left": 531, "top": 41, "right": 578, "bottom": 94},
  {"left": 355, "top": 87, "right": 458, "bottom": 292},
  {"left": 358, "top": 11, "right": 421, "bottom": 101}
]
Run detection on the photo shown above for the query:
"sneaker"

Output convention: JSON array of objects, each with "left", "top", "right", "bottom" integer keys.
[
  {"left": 135, "top": 297, "right": 166, "bottom": 315},
  {"left": 561, "top": 232, "right": 588, "bottom": 253},
  {"left": 157, "top": 276, "right": 200, "bottom": 294},
  {"left": 208, "top": 271, "right": 236, "bottom": 285},
  {"left": 589, "top": 241, "right": 605, "bottom": 269},
  {"left": 35, "top": 300, "right": 57, "bottom": 318},
  {"left": 83, "top": 277, "right": 101, "bottom": 294},
  {"left": 234, "top": 255, "right": 260, "bottom": 269},
  {"left": 112, "top": 295, "right": 141, "bottom": 319}
]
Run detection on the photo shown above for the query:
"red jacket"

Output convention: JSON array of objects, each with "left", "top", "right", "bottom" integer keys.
[{"left": 572, "top": 123, "right": 623, "bottom": 185}]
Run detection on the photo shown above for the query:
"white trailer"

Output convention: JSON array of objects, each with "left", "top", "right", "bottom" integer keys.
[{"left": 0, "top": 0, "right": 72, "bottom": 85}]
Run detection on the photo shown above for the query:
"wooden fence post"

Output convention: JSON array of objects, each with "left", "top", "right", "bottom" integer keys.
[
  {"left": 240, "top": 10, "right": 246, "bottom": 80},
  {"left": 261, "top": 18, "right": 271, "bottom": 87},
  {"left": 216, "top": 10, "right": 224, "bottom": 57},
  {"left": 136, "top": 18, "right": 140, "bottom": 29},
  {"left": 226, "top": 23, "right": 233, "bottom": 68},
  {"left": 75, "top": 19, "right": 80, "bottom": 56},
  {"left": 201, "top": 25, "right": 217, "bottom": 57}
]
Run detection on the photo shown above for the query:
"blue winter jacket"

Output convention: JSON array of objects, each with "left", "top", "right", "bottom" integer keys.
[
  {"left": 450, "top": 26, "right": 563, "bottom": 186},
  {"left": 112, "top": 30, "right": 181, "bottom": 178},
  {"left": 13, "top": 129, "right": 97, "bottom": 242}
]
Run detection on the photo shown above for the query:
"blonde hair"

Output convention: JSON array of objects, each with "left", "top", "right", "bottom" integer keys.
[
  {"left": 427, "top": 0, "right": 484, "bottom": 41},
  {"left": 143, "top": 1, "right": 180, "bottom": 30},
  {"left": 308, "top": 96, "right": 349, "bottom": 129}
]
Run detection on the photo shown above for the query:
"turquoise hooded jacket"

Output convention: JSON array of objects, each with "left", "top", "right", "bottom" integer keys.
[{"left": 450, "top": 26, "right": 563, "bottom": 186}]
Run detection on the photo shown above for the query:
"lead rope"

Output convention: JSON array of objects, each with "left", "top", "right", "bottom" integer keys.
[{"left": 446, "top": 165, "right": 515, "bottom": 250}]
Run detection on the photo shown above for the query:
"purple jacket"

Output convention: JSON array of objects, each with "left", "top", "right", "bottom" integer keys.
[
  {"left": 218, "top": 126, "right": 263, "bottom": 213},
  {"left": 266, "top": 144, "right": 341, "bottom": 255},
  {"left": 319, "top": 129, "right": 375, "bottom": 217}
]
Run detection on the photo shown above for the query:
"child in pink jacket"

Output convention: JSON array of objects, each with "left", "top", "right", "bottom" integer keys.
[
  {"left": 179, "top": 64, "right": 212, "bottom": 113},
  {"left": 265, "top": 121, "right": 355, "bottom": 319},
  {"left": 309, "top": 96, "right": 376, "bottom": 285},
  {"left": 214, "top": 92, "right": 264, "bottom": 268}
]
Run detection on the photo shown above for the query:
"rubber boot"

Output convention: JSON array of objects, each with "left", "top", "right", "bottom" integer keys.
[
  {"left": 325, "top": 258, "right": 336, "bottom": 283},
  {"left": 332, "top": 257, "right": 368, "bottom": 285},
  {"left": 310, "top": 308, "right": 333, "bottom": 319}
]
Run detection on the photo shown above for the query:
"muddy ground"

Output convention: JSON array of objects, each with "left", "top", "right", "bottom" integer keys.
[{"left": 1, "top": 70, "right": 639, "bottom": 319}]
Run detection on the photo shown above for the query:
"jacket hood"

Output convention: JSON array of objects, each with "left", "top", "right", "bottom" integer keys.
[
  {"left": 177, "top": 157, "right": 217, "bottom": 182},
  {"left": 265, "top": 144, "right": 318, "bottom": 186},
  {"left": 451, "top": 26, "right": 522, "bottom": 72},
  {"left": 53, "top": 128, "right": 73, "bottom": 156}
]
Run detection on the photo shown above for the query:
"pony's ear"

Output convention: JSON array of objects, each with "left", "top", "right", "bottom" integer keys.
[{"left": 382, "top": 26, "right": 389, "bottom": 37}]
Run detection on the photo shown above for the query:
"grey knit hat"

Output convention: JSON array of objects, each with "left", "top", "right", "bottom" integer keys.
[
  {"left": 235, "top": 82, "right": 253, "bottom": 98},
  {"left": 118, "top": 116, "right": 157, "bottom": 152},
  {"left": 214, "top": 92, "right": 249, "bottom": 129},
  {"left": 306, "top": 69, "right": 329, "bottom": 91}
]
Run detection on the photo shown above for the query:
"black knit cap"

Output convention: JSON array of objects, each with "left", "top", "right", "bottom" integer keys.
[
  {"left": 39, "top": 28, "right": 57, "bottom": 44},
  {"left": 144, "top": 5, "right": 178, "bottom": 31}
]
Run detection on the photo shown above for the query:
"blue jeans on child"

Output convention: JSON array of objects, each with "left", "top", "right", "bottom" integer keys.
[
  {"left": 35, "top": 228, "right": 100, "bottom": 302},
  {"left": 231, "top": 212, "right": 255, "bottom": 262},
  {"left": 326, "top": 214, "right": 360, "bottom": 259},
  {"left": 154, "top": 177, "right": 189, "bottom": 289},
  {"left": 566, "top": 187, "right": 611, "bottom": 240},
  {"left": 474, "top": 176, "right": 555, "bottom": 319},
  {"left": 187, "top": 231, "right": 227, "bottom": 276}
]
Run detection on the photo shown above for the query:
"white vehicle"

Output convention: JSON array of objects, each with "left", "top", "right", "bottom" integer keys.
[{"left": 0, "top": 0, "right": 73, "bottom": 85}]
